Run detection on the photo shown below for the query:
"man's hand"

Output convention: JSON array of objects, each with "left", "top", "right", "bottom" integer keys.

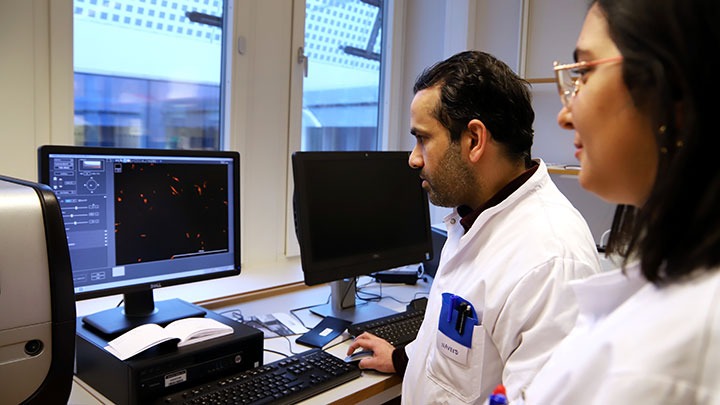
[{"left": 346, "top": 332, "right": 396, "bottom": 373}]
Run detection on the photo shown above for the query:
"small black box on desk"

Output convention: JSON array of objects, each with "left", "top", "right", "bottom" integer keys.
[{"left": 75, "top": 307, "right": 263, "bottom": 405}]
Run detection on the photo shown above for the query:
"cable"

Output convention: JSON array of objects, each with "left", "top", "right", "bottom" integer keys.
[
  {"left": 282, "top": 335, "right": 299, "bottom": 355},
  {"left": 413, "top": 291, "right": 430, "bottom": 300},
  {"left": 381, "top": 294, "right": 412, "bottom": 305},
  {"left": 356, "top": 278, "right": 431, "bottom": 305},
  {"left": 356, "top": 281, "right": 382, "bottom": 302},
  {"left": 263, "top": 348, "right": 290, "bottom": 358},
  {"left": 356, "top": 277, "right": 382, "bottom": 301},
  {"left": 289, "top": 294, "right": 331, "bottom": 330},
  {"left": 264, "top": 334, "right": 301, "bottom": 355}
]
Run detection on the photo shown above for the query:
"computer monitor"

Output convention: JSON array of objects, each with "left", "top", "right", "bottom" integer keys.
[
  {"left": 38, "top": 145, "right": 240, "bottom": 336},
  {"left": 292, "top": 151, "right": 433, "bottom": 323}
]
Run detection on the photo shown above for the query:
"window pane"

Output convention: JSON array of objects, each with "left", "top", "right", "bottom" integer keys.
[
  {"left": 302, "top": 0, "right": 382, "bottom": 151},
  {"left": 73, "top": 0, "right": 224, "bottom": 150}
]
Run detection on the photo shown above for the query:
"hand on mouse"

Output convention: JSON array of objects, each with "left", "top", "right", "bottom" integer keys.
[{"left": 346, "top": 332, "right": 396, "bottom": 373}]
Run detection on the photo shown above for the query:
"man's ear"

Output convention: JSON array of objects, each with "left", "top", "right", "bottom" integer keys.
[{"left": 466, "top": 119, "right": 489, "bottom": 163}]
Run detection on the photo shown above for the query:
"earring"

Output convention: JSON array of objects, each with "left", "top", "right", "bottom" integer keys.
[
  {"left": 658, "top": 125, "right": 668, "bottom": 154},
  {"left": 658, "top": 125, "right": 683, "bottom": 154}
]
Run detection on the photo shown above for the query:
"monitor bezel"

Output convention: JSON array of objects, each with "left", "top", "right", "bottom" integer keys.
[
  {"left": 38, "top": 145, "right": 241, "bottom": 301},
  {"left": 292, "top": 151, "right": 433, "bottom": 286}
]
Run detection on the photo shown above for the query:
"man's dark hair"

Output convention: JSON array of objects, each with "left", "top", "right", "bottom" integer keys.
[
  {"left": 594, "top": 0, "right": 720, "bottom": 284},
  {"left": 413, "top": 50, "right": 535, "bottom": 168}
]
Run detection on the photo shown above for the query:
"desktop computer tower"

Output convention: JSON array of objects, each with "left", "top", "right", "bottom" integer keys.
[{"left": 76, "top": 309, "right": 263, "bottom": 404}]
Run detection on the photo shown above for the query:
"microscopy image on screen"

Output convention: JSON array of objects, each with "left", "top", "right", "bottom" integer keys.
[{"left": 114, "top": 162, "right": 229, "bottom": 265}]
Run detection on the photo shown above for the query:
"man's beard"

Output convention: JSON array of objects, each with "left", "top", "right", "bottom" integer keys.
[{"left": 422, "top": 142, "right": 476, "bottom": 208}]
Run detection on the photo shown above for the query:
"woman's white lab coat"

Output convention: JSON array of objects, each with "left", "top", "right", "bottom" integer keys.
[
  {"left": 401, "top": 160, "right": 601, "bottom": 404},
  {"left": 522, "top": 262, "right": 720, "bottom": 404}
]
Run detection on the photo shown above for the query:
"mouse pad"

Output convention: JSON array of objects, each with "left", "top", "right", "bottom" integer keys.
[{"left": 296, "top": 316, "right": 351, "bottom": 348}]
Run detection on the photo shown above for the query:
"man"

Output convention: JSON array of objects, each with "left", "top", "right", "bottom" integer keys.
[{"left": 347, "top": 51, "right": 601, "bottom": 403}]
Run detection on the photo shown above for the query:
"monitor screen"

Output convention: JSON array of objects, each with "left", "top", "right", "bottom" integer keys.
[
  {"left": 38, "top": 145, "right": 240, "bottom": 335},
  {"left": 292, "top": 151, "right": 432, "bottom": 321}
]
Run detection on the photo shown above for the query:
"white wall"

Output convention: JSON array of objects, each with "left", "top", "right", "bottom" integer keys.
[
  {"left": 0, "top": 0, "right": 73, "bottom": 181},
  {"left": 394, "top": 0, "right": 614, "bottom": 243}
]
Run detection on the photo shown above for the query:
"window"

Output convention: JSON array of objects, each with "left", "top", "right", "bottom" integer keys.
[
  {"left": 73, "top": 0, "right": 226, "bottom": 150},
  {"left": 301, "top": 0, "right": 383, "bottom": 151},
  {"left": 285, "top": 0, "right": 388, "bottom": 256}
]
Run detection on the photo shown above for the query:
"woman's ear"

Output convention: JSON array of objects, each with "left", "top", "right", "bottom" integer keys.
[{"left": 466, "top": 119, "right": 489, "bottom": 163}]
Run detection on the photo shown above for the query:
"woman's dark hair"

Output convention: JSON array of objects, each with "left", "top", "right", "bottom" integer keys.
[
  {"left": 414, "top": 51, "right": 535, "bottom": 168},
  {"left": 596, "top": 0, "right": 720, "bottom": 283}
]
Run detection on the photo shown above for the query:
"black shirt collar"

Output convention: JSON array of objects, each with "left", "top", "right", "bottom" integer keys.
[{"left": 458, "top": 162, "right": 539, "bottom": 233}]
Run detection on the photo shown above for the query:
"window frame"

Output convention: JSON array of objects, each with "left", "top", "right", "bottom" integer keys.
[{"left": 284, "top": 0, "right": 402, "bottom": 257}]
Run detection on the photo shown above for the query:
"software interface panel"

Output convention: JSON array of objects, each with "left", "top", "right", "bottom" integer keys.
[{"left": 46, "top": 153, "right": 236, "bottom": 294}]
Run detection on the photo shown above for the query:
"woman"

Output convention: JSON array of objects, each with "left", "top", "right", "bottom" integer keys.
[{"left": 521, "top": 0, "right": 720, "bottom": 402}]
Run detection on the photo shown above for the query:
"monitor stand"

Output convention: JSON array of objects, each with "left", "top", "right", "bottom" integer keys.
[
  {"left": 309, "top": 279, "right": 397, "bottom": 324},
  {"left": 82, "top": 289, "right": 206, "bottom": 337}
]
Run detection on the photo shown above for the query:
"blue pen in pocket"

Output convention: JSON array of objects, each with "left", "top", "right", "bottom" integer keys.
[{"left": 438, "top": 292, "right": 479, "bottom": 348}]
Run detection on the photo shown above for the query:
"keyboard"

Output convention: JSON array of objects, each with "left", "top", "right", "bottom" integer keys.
[
  {"left": 347, "top": 307, "right": 425, "bottom": 347},
  {"left": 154, "top": 349, "right": 361, "bottom": 405}
]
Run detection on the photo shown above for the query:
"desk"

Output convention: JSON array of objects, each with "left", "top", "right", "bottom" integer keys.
[{"left": 69, "top": 274, "right": 431, "bottom": 404}]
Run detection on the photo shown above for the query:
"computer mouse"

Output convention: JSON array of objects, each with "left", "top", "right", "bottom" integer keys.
[{"left": 344, "top": 350, "right": 374, "bottom": 364}]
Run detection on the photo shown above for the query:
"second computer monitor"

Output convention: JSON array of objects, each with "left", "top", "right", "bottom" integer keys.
[{"left": 292, "top": 151, "right": 432, "bottom": 322}]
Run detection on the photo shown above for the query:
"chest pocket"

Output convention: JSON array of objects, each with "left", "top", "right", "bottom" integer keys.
[{"left": 425, "top": 323, "right": 499, "bottom": 403}]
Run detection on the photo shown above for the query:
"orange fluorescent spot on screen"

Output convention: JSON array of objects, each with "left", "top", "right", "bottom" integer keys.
[
  {"left": 195, "top": 185, "right": 202, "bottom": 195},
  {"left": 170, "top": 186, "right": 179, "bottom": 195},
  {"left": 172, "top": 176, "right": 180, "bottom": 182},
  {"left": 140, "top": 234, "right": 147, "bottom": 238},
  {"left": 186, "top": 233, "right": 190, "bottom": 238},
  {"left": 117, "top": 197, "right": 123, "bottom": 202},
  {"left": 196, "top": 233, "right": 200, "bottom": 238},
  {"left": 143, "top": 198, "right": 148, "bottom": 204}
]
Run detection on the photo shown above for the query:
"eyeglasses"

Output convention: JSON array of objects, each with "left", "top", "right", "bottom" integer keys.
[{"left": 553, "top": 56, "right": 623, "bottom": 107}]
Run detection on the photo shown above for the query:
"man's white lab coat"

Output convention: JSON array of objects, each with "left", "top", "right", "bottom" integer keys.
[{"left": 402, "top": 160, "right": 601, "bottom": 404}]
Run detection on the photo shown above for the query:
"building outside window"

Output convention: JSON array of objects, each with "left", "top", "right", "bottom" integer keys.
[
  {"left": 301, "top": 0, "right": 383, "bottom": 151},
  {"left": 73, "top": 0, "right": 225, "bottom": 150},
  {"left": 73, "top": 0, "right": 384, "bottom": 152}
]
